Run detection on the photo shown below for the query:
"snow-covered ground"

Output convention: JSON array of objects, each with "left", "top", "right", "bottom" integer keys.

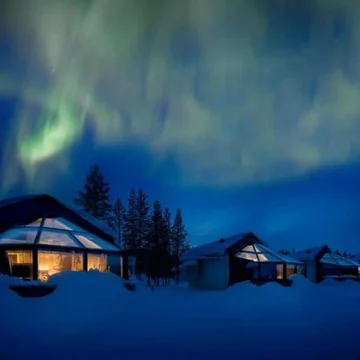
[{"left": 1, "top": 272, "right": 360, "bottom": 360}]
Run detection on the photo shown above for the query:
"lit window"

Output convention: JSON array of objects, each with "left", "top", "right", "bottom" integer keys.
[
  {"left": 38, "top": 250, "right": 83, "bottom": 282},
  {"left": 88, "top": 254, "right": 107, "bottom": 272},
  {"left": 6, "top": 250, "right": 33, "bottom": 280}
]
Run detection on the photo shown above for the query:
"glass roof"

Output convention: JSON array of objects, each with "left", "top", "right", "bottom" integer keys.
[
  {"left": 0, "top": 217, "right": 119, "bottom": 251},
  {"left": 0, "top": 228, "right": 38, "bottom": 244},
  {"left": 39, "top": 230, "right": 81, "bottom": 248},
  {"left": 74, "top": 233, "right": 119, "bottom": 251},
  {"left": 320, "top": 252, "right": 358, "bottom": 267},
  {"left": 235, "top": 243, "right": 301, "bottom": 264}
]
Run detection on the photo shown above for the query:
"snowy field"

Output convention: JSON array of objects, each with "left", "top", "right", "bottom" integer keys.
[{"left": 1, "top": 272, "right": 360, "bottom": 360}]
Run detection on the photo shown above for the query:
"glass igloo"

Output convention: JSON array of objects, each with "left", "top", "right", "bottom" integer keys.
[
  {"left": 0, "top": 217, "right": 124, "bottom": 282},
  {"left": 235, "top": 243, "right": 303, "bottom": 280}
]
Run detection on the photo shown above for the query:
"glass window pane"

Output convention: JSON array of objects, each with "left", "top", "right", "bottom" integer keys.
[
  {"left": 38, "top": 250, "right": 83, "bottom": 282},
  {"left": 320, "top": 253, "right": 338, "bottom": 265},
  {"left": 6, "top": 250, "right": 33, "bottom": 280},
  {"left": 25, "top": 218, "right": 43, "bottom": 227},
  {"left": 236, "top": 252, "right": 258, "bottom": 261},
  {"left": 259, "top": 263, "right": 278, "bottom": 280},
  {"left": 286, "top": 264, "right": 296, "bottom": 278},
  {"left": 75, "top": 234, "right": 102, "bottom": 249},
  {"left": 258, "top": 252, "right": 282, "bottom": 262},
  {"left": 88, "top": 254, "right": 108, "bottom": 272},
  {"left": 277, "top": 264, "right": 284, "bottom": 279},
  {"left": 74, "top": 233, "right": 119, "bottom": 251},
  {"left": 0, "top": 228, "right": 37, "bottom": 244},
  {"left": 39, "top": 230, "right": 81, "bottom": 247},
  {"left": 253, "top": 244, "right": 263, "bottom": 253},
  {"left": 42, "top": 218, "right": 87, "bottom": 232},
  {"left": 107, "top": 254, "right": 122, "bottom": 276},
  {"left": 241, "top": 245, "right": 255, "bottom": 253}
]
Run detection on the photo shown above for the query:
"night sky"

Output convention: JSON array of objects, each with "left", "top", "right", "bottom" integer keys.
[{"left": 0, "top": 0, "right": 360, "bottom": 251}]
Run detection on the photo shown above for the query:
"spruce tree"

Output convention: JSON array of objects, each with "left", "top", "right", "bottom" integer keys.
[
  {"left": 74, "top": 163, "right": 111, "bottom": 221},
  {"left": 123, "top": 189, "right": 138, "bottom": 251},
  {"left": 147, "top": 200, "right": 163, "bottom": 251},
  {"left": 162, "top": 208, "right": 172, "bottom": 254},
  {"left": 108, "top": 198, "right": 126, "bottom": 248},
  {"left": 135, "top": 189, "right": 150, "bottom": 249},
  {"left": 170, "top": 209, "right": 189, "bottom": 258}
]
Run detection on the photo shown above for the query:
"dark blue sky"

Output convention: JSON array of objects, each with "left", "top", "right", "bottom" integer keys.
[{"left": 0, "top": 0, "right": 360, "bottom": 252}]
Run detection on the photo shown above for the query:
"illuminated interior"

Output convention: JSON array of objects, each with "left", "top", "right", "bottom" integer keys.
[
  {"left": 235, "top": 243, "right": 299, "bottom": 263},
  {"left": 38, "top": 250, "right": 83, "bottom": 282},
  {"left": 6, "top": 250, "right": 33, "bottom": 280},
  {"left": 0, "top": 217, "right": 121, "bottom": 281},
  {"left": 236, "top": 243, "right": 301, "bottom": 280},
  {"left": 88, "top": 254, "right": 108, "bottom": 272}
]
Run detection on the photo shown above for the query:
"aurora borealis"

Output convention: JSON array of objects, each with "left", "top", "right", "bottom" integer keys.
[{"left": 1, "top": 0, "right": 360, "bottom": 249}]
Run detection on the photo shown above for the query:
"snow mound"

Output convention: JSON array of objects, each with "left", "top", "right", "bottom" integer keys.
[{"left": 289, "top": 274, "right": 314, "bottom": 287}]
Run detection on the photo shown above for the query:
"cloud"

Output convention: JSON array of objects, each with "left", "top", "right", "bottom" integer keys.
[{"left": 1, "top": 0, "right": 360, "bottom": 191}]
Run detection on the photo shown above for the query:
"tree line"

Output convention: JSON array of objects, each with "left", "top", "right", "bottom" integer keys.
[{"left": 73, "top": 163, "right": 189, "bottom": 283}]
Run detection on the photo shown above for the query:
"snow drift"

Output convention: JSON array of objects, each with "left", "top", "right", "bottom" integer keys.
[{"left": 1, "top": 272, "right": 360, "bottom": 360}]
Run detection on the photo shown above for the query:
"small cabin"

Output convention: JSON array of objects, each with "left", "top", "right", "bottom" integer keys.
[
  {"left": 180, "top": 232, "right": 303, "bottom": 290},
  {"left": 293, "top": 246, "right": 359, "bottom": 283},
  {"left": 0, "top": 194, "right": 129, "bottom": 281}
]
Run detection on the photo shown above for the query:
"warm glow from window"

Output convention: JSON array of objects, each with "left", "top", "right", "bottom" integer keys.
[
  {"left": 276, "top": 264, "right": 284, "bottom": 279},
  {"left": 38, "top": 251, "right": 83, "bottom": 282},
  {"left": 6, "top": 250, "right": 33, "bottom": 280},
  {"left": 88, "top": 254, "right": 107, "bottom": 272}
]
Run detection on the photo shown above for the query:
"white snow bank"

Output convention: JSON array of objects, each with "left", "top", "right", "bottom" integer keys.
[{"left": 1, "top": 273, "right": 360, "bottom": 360}]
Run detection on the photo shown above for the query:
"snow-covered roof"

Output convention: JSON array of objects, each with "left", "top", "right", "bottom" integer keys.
[
  {"left": 293, "top": 246, "right": 326, "bottom": 261},
  {"left": 182, "top": 232, "right": 263, "bottom": 260},
  {"left": 73, "top": 208, "right": 118, "bottom": 242}
]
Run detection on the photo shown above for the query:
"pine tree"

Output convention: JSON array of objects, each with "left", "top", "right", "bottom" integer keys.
[
  {"left": 170, "top": 209, "right": 189, "bottom": 259},
  {"left": 135, "top": 189, "right": 150, "bottom": 249},
  {"left": 108, "top": 198, "right": 126, "bottom": 248},
  {"left": 74, "top": 163, "right": 111, "bottom": 221},
  {"left": 123, "top": 189, "right": 138, "bottom": 251},
  {"left": 147, "top": 200, "right": 163, "bottom": 251},
  {"left": 162, "top": 208, "right": 172, "bottom": 254}
]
